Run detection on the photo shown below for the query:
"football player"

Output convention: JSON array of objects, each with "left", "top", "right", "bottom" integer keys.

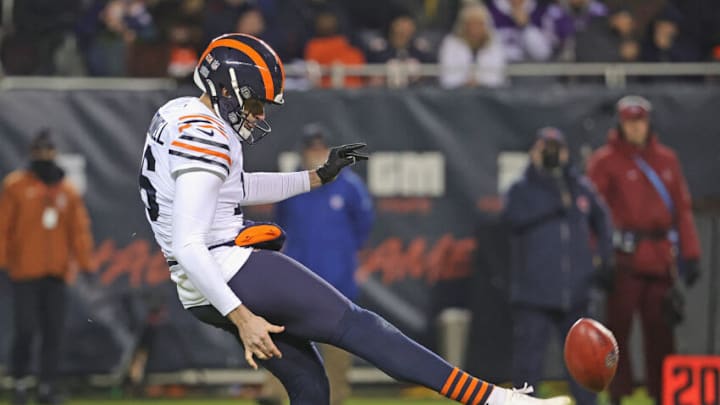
[{"left": 138, "top": 33, "right": 570, "bottom": 405}]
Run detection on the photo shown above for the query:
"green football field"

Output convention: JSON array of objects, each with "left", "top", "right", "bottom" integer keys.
[
  {"left": 0, "top": 391, "right": 655, "bottom": 405},
  {"left": 0, "top": 384, "right": 656, "bottom": 405},
  {"left": 4, "top": 400, "right": 452, "bottom": 405},
  {"left": 0, "top": 400, "right": 653, "bottom": 405}
]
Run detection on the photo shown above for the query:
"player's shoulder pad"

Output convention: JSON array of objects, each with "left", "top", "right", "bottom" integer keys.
[
  {"left": 168, "top": 114, "right": 233, "bottom": 177},
  {"left": 176, "top": 113, "right": 231, "bottom": 140}
]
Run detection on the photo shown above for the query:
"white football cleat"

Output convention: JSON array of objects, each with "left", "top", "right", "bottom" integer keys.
[{"left": 503, "top": 384, "right": 572, "bottom": 405}]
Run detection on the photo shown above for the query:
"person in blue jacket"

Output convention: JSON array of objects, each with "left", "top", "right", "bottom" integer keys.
[
  {"left": 502, "top": 127, "right": 614, "bottom": 405},
  {"left": 261, "top": 124, "right": 374, "bottom": 405}
]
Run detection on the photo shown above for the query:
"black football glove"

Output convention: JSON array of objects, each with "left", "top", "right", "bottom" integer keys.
[
  {"left": 595, "top": 262, "right": 616, "bottom": 292},
  {"left": 316, "top": 143, "right": 368, "bottom": 184},
  {"left": 683, "top": 259, "right": 700, "bottom": 287}
]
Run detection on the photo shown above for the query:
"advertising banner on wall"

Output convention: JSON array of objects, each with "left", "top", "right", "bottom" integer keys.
[{"left": 0, "top": 84, "right": 718, "bottom": 381}]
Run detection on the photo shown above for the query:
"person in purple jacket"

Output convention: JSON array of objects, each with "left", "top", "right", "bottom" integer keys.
[{"left": 486, "top": 0, "right": 574, "bottom": 62}]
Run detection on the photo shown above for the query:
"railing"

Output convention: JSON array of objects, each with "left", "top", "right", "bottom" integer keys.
[
  {"left": 1, "top": 62, "right": 720, "bottom": 91},
  {"left": 0, "top": 76, "right": 177, "bottom": 91},
  {"left": 294, "top": 62, "right": 720, "bottom": 89}
]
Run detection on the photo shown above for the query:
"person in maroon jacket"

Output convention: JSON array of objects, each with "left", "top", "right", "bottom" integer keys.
[{"left": 587, "top": 95, "right": 701, "bottom": 405}]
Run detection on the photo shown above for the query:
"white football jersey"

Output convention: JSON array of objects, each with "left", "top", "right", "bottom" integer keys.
[{"left": 139, "top": 97, "right": 252, "bottom": 308}]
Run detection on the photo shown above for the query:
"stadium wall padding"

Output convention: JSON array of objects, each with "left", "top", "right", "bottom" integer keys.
[{"left": 0, "top": 84, "right": 719, "bottom": 382}]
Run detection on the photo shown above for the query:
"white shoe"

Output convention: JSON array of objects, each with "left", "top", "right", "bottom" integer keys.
[{"left": 503, "top": 383, "right": 572, "bottom": 405}]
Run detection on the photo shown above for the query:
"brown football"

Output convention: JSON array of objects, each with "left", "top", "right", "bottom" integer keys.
[{"left": 564, "top": 318, "right": 619, "bottom": 392}]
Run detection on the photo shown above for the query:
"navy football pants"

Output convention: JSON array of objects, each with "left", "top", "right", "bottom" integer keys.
[{"left": 189, "top": 250, "right": 490, "bottom": 405}]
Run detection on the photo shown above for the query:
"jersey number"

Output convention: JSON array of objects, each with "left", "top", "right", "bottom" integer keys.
[{"left": 139, "top": 146, "right": 159, "bottom": 221}]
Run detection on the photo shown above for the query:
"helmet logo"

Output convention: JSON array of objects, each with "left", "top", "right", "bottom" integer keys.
[
  {"left": 204, "top": 54, "right": 221, "bottom": 70},
  {"left": 240, "top": 86, "right": 252, "bottom": 100},
  {"left": 199, "top": 65, "right": 210, "bottom": 78}
]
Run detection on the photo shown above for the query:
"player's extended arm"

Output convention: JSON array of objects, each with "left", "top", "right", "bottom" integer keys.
[
  {"left": 173, "top": 170, "right": 284, "bottom": 367},
  {"left": 239, "top": 171, "right": 312, "bottom": 205},
  {"left": 239, "top": 143, "right": 368, "bottom": 204}
]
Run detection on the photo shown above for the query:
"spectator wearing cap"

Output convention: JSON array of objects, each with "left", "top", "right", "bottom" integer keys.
[
  {"left": 486, "top": 0, "right": 574, "bottom": 62},
  {"left": 503, "top": 127, "right": 613, "bottom": 405},
  {"left": 587, "top": 96, "right": 701, "bottom": 405},
  {"left": 0, "top": 130, "right": 94, "bottom": 405},
  {"left": 641, "top": 6, "right": 701, "bottom": 64},
  {"left": 575, "top": 6, "right": 640, "bottom": 62},
  {"left": 438, "top": 3, "right": 507, "bottom": 88},
  {"left": 258, "top": 124, "right": 374, "bottom": 405}
]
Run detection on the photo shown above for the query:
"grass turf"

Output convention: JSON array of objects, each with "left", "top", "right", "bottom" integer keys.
[
  {"left": 0, "top": 400, "right": 453, "bottom": 405},
  {"left": 0, "top": 386, "right": 655, "bottom": 405},
  {"left": 0, "top": 396, "right": 654, "bottom": 405}
]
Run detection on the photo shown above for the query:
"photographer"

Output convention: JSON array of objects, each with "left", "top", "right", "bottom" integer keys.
[{"left": 503, "top": 127, "right": 613, "bottom": 405}]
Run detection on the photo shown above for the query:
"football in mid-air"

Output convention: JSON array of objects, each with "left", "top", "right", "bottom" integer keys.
[{"left": 564, "top": 318, "right": 619, "bottom": 392}]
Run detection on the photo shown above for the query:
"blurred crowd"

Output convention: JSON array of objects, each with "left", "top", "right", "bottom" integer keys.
[{"left": 2, "top": 0, "right": 720, "bottom": 87}]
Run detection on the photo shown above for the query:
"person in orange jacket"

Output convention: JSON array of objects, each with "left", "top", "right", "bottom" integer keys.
[
  {"left": 0, "top": 130, "right": 94, "bottom": 405},
  {"left": 304, "top": 9, "right": 366, "bottom": 88}
]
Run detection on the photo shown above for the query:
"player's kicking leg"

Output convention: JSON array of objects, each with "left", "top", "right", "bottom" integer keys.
[{"left": 190, "top": 250, "right": 571, "bottom": 405}]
